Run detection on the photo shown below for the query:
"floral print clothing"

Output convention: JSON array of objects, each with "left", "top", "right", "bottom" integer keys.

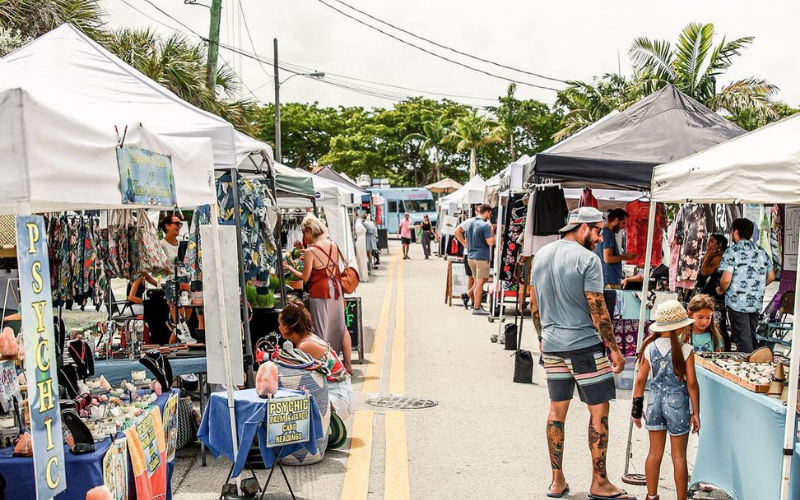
[{"left": 719, "top": 240, "right": 772, "bottom": 313}]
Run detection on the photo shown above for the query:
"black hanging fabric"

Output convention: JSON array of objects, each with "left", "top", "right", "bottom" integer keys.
[
  {"left": 531, "top": 186, "right": 569, "bottom": 236},
  {"left": 499, "top": 194, "right": 527, "bottom": 281}
]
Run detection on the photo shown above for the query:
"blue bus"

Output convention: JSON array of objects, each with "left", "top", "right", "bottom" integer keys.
[{"left": 368, "top": 187, "right": 438, "bottom": 233}]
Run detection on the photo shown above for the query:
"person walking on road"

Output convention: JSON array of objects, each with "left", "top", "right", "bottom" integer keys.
[
  {"left": 421, "top": 214, "right": 435, "bottom": 259},
  {"left": 398, "top": 212, "right": 414, "bottom": 260},
  {"left": 529, "top": 207, "right": 633, "bottom": 500},
  {"left": 455, "top": 204, "right": 495, "bottom": 316}
]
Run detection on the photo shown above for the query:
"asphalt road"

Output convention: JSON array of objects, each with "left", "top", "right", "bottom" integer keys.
[{"left": 173, "top": 241, "right": 728, "bottom": 500}]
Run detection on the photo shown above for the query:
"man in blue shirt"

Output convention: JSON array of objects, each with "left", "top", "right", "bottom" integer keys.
[
  {"left": 455, "top": 204, "right": 495, "bottom": 315},
  {"left": 594, "top": 208, "right": 636, "bottom": 287},
  {"left": 717, "top": 218, "right": 774, "bottom": 353}
]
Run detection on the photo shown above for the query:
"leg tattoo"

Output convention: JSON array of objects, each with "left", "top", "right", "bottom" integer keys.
[
  {"left": 589, "top": 416, "right": 609, "bottom": 478},
  {"left": 546, "top": 420, "right": 565, "bottom": 470}
]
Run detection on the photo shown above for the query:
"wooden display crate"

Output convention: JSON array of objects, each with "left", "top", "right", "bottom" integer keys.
[{"left": 695, "top": 356, "right": 770, "bottom": 393}]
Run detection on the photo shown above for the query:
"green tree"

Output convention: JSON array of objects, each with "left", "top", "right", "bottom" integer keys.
[
  {"left": 629, "top": 22, "right": 778, "bottom": 121},
  {"left": 443, "top": 111, "right": 503, "bottom": 179},
  {"left": 729, "top": 101, "right": 799, "bottom": 131},
  {"left": 103, "top": 28, "right": 256, "bottom": 134},
  {"left": 490, "top": 82, "right": 563, "bottom": 158},
  {"left": 402, "top": 115, "right": 450, "bottom": 183},
  {"left": 553, "top": 73, "right": 631, "bottom": 142},
  {"left": 0, "top": 0, "right": 106, "bottom": 40},
  {"left": 0, "top": 26, "right": 31, "bottom": 56}
]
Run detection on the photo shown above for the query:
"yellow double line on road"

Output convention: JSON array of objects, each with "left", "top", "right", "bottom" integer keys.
[{"left": 342, "top": 251, "right": 410, "bottom": 500}]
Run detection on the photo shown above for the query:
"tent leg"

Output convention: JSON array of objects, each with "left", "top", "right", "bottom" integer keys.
[
  {"left": 230, "top": 168, "right": 255, "bottom": 388},
  {"left": 779, "top": 268, "right": 800, "bottom": 500},
  {"left": 623, "top": 201, "right": 657, "bottom": 478}
]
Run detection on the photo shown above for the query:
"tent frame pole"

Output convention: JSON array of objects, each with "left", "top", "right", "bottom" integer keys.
[
  {"left": 229, "top": 168, "right": 255, "bottom": 388},
  {"left": 623, "top": 200, "right": 657, "bottom": 478},
  {"left": 780, "top": 265, "right": 800, "bottom": 500}
]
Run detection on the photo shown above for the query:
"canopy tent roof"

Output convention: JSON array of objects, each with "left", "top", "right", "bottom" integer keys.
[
  {"left": 312, "top": 165, "right": 363, "bottom": 191},
  {"left": 651, "top": 112, "right": 800, "bottom": 204},
  {"left": 425, "top": 178, "right": 462, "bottom": 194},
  {"left": 3, "top": 24, "right": 273, "bottom": 174},
  {"left": 273, "top": 164, "right": 316, "bottom": 198},
  {"left": 528, "top": 85, "right": 745, "bottom": 189},
  {"left": 0, "top": 60, "right": 215, "bottom": 213},
  {"left": 440, "top": 175, "right": 485, "bottom": 211}
]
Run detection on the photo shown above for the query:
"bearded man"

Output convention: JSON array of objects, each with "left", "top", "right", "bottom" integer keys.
[{"left": 529, "top": 207, "right": 633, "bottom": 500}]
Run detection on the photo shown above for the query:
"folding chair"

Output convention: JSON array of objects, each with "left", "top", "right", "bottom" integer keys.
[{"left": 756, "top": 290, "right": 794, "bottom": 350}]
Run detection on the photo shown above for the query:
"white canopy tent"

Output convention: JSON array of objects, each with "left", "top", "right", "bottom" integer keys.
[
  {"left": 3, "top": 24, "right": 272, "bottom": 174},
  {"left": 0, "top": 60, "right": 215, "bottom": 213},
  {"left": 645, "top": 113, "right": 800, "bottom": 500},
  {"left": 439, "top": 175, "right": 486, "bottom": 216}
]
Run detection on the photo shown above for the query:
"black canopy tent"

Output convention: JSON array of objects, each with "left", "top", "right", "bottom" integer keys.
[{"left": 526, "top": 85, "right": 746, "bottom": 189}]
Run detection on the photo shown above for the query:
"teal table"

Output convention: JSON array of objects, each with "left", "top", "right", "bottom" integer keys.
[{"left": 692, "top": 366, "right": 799, "bottom": 499}]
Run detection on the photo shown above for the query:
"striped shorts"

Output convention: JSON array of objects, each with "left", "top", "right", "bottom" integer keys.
[{"left": 542, "top": 342, "right": 616, "bottom": 405}]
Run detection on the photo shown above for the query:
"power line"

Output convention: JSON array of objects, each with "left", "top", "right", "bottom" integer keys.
[
  {"left": 115, "top": 0, "right": 187, "bottom": 33},
  {"left": 237, "top": 0, "right": 273, "bottom": 78},
  {"left": 128, "top": 0, "right": 499, "bottom": 105},
  {"left": 139, "top": 0, "right": 202, "bottom": 37},
  {"left": 312, "top": 0, "right": 561, "bottom": 92},
  {"left": 328, "top": 0, "right": 567, "bottom": 84}
]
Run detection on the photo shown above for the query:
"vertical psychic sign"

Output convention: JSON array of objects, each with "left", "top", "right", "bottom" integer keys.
[{"left": 16, "top": 215, "right": 66, "bottom": 498}]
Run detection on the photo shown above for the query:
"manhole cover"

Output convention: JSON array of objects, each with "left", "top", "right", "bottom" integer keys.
[{"left": 366, "top": 397, "right": 438, "bottom": 409}]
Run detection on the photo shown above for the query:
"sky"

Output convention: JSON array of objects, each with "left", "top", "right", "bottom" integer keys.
[{"left": 102, "top": 0, "right": 800, "bottom": 110}]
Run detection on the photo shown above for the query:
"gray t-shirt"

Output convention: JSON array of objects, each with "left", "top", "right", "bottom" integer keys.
[
  {"left": 461, "top": 217, "right": 492, "bottom": 261},
  {"left": 532, "top": 239, "right": 604, "bottom": 352}
]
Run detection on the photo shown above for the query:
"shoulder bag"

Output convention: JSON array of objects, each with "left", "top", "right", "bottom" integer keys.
[{"left": 335, "top": 246, "right": 360, "bottom": 294}]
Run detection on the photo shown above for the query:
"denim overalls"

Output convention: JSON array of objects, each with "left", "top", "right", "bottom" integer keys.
[{"left": 645, "top": 346, "right": 691, "bottom": 436}]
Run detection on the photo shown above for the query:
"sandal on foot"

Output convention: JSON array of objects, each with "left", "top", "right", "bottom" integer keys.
[
  {"left": 546, "top": 483, "right": 569, "bottom": 498},
  {"left": 588, "top": 490, "right": 636, "bottom": 500}
]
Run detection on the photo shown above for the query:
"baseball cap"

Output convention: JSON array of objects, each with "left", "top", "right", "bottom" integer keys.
[{"left": 559, "top": 207, "right": 604, "bottom": 234}]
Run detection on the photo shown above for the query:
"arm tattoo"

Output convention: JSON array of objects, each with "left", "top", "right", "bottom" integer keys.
[
  {"left": 585, "top": 292, "right": 620, "bottom": 354},
  {"left": 546, "top": 420, "right": 565, "bottom": 470},
  {"left": 533, "top": 310, "right": 543, "bottom": 340}
]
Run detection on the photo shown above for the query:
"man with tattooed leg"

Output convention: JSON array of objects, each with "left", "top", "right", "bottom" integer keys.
[{"left": 530, "top": 207, "right": 634, "bottom": 500}]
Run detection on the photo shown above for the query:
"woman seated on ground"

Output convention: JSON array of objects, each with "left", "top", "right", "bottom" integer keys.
[{"left": 278, "top": 299, "right": 354, "bottom": 420}]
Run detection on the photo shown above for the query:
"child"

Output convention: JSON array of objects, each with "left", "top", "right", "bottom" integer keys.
[
  {"left": 632, "top": 300, "right": 701, "bottom": 500},
  {"left": 684, "top": 294, "right": 724, "bottom": 353}
]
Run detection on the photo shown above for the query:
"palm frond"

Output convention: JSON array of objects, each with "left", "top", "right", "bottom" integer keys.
[
  {"left": 673, "top": 22, "right": 714, "bottom": 92},
  {"left": 707, "top": 78, "right": 779, "bottom": 121},
  {"left": 629, "top": 37, "right": 675, "bottom": 80},
  {"left": 706, "top": 35, "right": 754, "bottom": 75}
]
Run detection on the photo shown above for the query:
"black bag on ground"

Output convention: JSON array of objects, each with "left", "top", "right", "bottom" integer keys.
[
  {"left": 513, "top": 349, "right": 534, "bottom": 384},
  {"left": 504, "top": 323, "right": 517, "bottom": 351}
]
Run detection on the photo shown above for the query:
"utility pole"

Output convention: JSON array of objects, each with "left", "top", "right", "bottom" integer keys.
[
  {"left": 274, "top": 38, "right": 281, "bottom": 164},
  {"left": 206, "top": 0, "right": 223, "bottom": 90}
]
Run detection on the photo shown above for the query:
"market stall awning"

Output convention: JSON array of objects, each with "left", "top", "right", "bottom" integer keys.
[
  {"left": 529, "top": 85, "right": 745, "bottom": 189},
  {"left": 651, "top": 112, "right": 800, "bottom": 204},
  {"left": 273, "top": 164, "right": 315, "bottom": 198},
  {"left": 0, "top": 61, "right": 215, "bottom": 213},
  {"left": 2, "top": 24, "right": 269, "bottom": 172}
]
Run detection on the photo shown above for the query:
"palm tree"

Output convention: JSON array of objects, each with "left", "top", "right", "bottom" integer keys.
[
  {"left": 403, "top": 115, "right": 449, "bottom": 183},
  {"left": 0, "top": 0, "right": 106, "bottom": 40},
  {"left": 443, "top": 112, "right": 503, "bottom": 179},
  {"left": 554, "top": 74, "right": 631, "bottom": 142},
  {"left": 104, "top": 28, "right": 256, "bottom": 134},
  {"left": 629, "top": 22, "right": 778, "bottom": 121}
]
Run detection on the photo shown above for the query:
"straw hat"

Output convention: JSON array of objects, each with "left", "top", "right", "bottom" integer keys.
[{"left": 648, "top": 300, "right": 695, "bottom": 332}]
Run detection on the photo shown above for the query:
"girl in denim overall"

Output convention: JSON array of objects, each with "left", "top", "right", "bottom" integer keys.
[{"left": 631, "top": 300, "right": 701, "bottom": 500}]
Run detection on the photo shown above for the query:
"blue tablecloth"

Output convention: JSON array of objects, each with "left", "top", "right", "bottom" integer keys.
[
  {"left": 94, "top": 356, "right": 207, "bottom": 385},
  {"left": 199, "top": 389, "right": 323, "bottom": 478},
  {"left": 0, "top": 389, "right": 177, "bottom": 500},
  {"left": 692, "top": 366, "right": 799, "bottom": 500}
]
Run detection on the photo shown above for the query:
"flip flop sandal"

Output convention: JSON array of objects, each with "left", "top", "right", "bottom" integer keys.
[
  {"left": 588, "top": 490, "right": 636, "bottom": 500},
  {"left": 546, "top": 483, "right": 569, "bottom": 498}
]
